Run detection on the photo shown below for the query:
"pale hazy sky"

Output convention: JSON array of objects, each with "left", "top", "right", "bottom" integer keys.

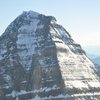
[{"left": 0, "top": 0, "right": 100, "bottom": 54}]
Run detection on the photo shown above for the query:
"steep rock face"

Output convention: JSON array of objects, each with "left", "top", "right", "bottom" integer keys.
[{"left": 0, "top": 11, "right": 100, "bottom": 100}]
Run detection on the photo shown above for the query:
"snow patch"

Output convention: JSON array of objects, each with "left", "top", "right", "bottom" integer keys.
[
  {"left": 18, "top": 19, "right": 39, "bottom": 33},
  {"left": 7, "top": 90, "right": 17, "bottom": 98},
  {"left": 69, "top": 80, "right": 88, "bottom": 89},
  {"left": 16, "top": 18, "right": 41, "bottom": 70},
  {"left": 88, "top": 81, "right": 100, "bottom": 88},
  {"left": 3, "top": 74, "right": 11, "bottom": 83}
]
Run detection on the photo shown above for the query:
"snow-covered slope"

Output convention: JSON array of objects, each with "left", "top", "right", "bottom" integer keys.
[{"left": 0, "top": 11, "right": 100, "bottom": 100}]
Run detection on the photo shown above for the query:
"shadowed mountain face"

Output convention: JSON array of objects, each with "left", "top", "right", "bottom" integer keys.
[{"left": 0, "top": 11, "right": 100, "bottom": 100}]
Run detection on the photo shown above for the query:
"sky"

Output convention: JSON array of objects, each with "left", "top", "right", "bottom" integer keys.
[{"left": 0, "top": 0, "right": 100, "bottom": 55}]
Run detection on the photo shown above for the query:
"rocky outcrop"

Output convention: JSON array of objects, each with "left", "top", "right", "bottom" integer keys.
[{"left": 0, "top": 11, "right": 100, "bottom": 100}]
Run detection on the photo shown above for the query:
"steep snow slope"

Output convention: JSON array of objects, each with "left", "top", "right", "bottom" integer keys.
[{"left": 0, "top": 11, "right": 100, "bottom": 100}]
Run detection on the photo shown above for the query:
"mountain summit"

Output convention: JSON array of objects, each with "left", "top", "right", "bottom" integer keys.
[{"left": 0, "top": 11, "right": 100, "bottom": 100}]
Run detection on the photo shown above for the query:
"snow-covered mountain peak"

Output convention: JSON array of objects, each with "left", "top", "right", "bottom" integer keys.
[
  {"left": 2, "top": 11, "right": 40, "bottom": 36},
  {"left": 0, "top": 11, "right": 100, "bottom": 99},
  {"left": 2, "top": 11, "right": 57, "bottom": 37},
  {"left": 22, "top": 10, "right": 40, "bottom": 18}
]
